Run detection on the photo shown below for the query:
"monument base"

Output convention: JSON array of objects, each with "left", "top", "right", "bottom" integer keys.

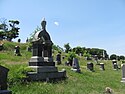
[
  {"left": 27, "top": 69, "right": 66, "bottom": 81},
  {"left": 121, "top": 78, "right": 125, "bottom": 83},
  {"left": 0, "top": 90, "right": 12, "bottom": 94},
  {"left": 29, "top": 56, "right": 55, "bottom": 66}
]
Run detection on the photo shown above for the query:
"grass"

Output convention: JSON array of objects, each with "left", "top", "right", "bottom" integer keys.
[{"left": 0, "top": 41, "right": 125, "bottom": 94}]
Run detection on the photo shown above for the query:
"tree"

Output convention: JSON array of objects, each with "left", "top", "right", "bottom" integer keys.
[
  {"left": 119, "top": 55, "right": 125, "bottom": 60},
  {"left": 0, "top": 18, "right": 20, "bottom": 41},
  {"left": 29, "top": 26, "right": 41, "bottom": 42},
  {"left": 64, "top": 43, "right": 71, "bottom": 53},
  {"left": 72, "top": 46, "right": 83, "bottom": 55},
  {"left": 6, "top": 20, "right": 20, "bottom": 41},
  {"left": 110, "top": 54, "right": 117, "bottom": 60},
  {"left": 0, "top": 18, "right": 8, "bottom": 40}
]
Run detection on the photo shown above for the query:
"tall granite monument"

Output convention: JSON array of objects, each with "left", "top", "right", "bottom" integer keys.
[{"left": 27, "top": 18, "right": 66, "bottom": 81}]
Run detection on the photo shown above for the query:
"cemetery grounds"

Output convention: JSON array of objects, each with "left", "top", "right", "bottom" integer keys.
[{"left": 0, "top": 41, "right": 125, "bottom": 94}]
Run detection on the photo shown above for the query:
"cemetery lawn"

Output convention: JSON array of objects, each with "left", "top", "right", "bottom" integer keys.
[{"left": 0, "top": 41, "right": 125, "bottom": 94}]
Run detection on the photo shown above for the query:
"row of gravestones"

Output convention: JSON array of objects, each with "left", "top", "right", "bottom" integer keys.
[
  {"left": 56, "top": 54, "right": 125, "bottom": 83},
  {"left": 55, "top": 52, "right": 120, "bottom": 72}
]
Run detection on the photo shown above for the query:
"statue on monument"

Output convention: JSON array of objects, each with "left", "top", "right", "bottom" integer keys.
[{"left": 41, "top": 18, "right": 46, "bottom": 30}]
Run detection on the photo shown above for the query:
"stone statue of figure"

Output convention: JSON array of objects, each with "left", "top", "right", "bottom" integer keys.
[{"left": 41, "top": 18, "right": 46, "bottom": 30}]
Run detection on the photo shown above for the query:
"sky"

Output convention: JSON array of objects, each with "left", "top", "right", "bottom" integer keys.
[{"left": 0, "top": 0, "right": 125, "bottom": 55}]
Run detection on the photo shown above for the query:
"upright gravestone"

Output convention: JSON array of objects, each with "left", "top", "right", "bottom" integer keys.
[
  {"left": 112, "top": 60, "right": 118, "bottom": 70},
  {"left": 87, "top": 62, "right": 94, "bottom": 71},
  {"left": 0, "top": 65, "right": 12, "bottom": 94},
  {"left": 14, "top": 45, "right": 21, "bottom": 56},
  {"left": 27, "top": 18, "right": 66, "bottom": 81},
  {"left": 71, "top": 58, "right": 81, "bottom": 73},
  {"left": 100, "top": 63, "right": 105, "bottom": 70},
  {"left": 121, "top": 64, "right": 125, "bottom": 83},
  {"left": 56, "top": 52, "right": 61, "bottom": 65}
]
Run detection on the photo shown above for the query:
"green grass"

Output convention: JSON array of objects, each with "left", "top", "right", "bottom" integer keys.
[{"left": 0, "top": 41, "right": 125, "bottom": 94}]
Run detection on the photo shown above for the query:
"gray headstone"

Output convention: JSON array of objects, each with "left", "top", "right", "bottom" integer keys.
[
  {"left": 71, "top": 58, "right": 81, "bottom": 73},
  {"left": 121, "top": 64, "right": 125, "bottom": 83}
]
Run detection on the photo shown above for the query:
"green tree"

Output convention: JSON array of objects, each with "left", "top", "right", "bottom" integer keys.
[
  {"left": 6, "top": 20, "right": 20, "bottom": 41},
  {"left": 119, "top": 55, "right": 125, "bottom": 60},
  {"left": 0, "top": 18, "right": 8, "bottom": 40},
  {"left": 110, "top": 54, "right": 117, "bottom": 60},
  {"left": 29, "top": 26, "right": 41, "bottom": 42},
  {"left": 72, "top": 46, "right": 83, "bottom": 55},
  {"left": 64, "top": 43, "right": 71, "bottom": 53},
  {"left": 0, "top": 18, "right": 20, "bottom": 41}
]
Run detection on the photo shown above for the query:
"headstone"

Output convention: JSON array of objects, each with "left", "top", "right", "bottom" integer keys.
[
  {"left": 112, "top": 60, "right": 118, "bottom": 70},
  {"left": 56, "top": 52, "right": 61, "bottom": 65},
  {"left": 71, "top": 58, "right": 81, "bottom": 73},
  {"left": 87, "top": 62, "right": 94, "bottom": 71},
  {"left": 0, "top": 65, "right": 12, "bottom": 94},
  {"left": 121, "top": 64, "right": 125, "bottom": 83},
  {"left": 14, "top": 45, "right": 21, "bottom": 56},
  {"left": 27, "top": 18, "right": 66, "bottom": 81},
  {"left": 100, "top": 63, "right": 105, "bottom": 70}
]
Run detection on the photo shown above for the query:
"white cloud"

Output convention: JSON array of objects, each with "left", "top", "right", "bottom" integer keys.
[{"left": 54, "top": 21, "right": 59, "bottom": 26}]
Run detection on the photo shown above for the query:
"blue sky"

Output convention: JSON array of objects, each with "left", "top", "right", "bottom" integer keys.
[{"left": 0, "top": 0, "right": 125, "bottom": 55}]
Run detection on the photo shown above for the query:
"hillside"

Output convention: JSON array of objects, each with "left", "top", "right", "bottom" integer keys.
[{"left": 0, "top": 41, "right": 125, "bottom": 94}]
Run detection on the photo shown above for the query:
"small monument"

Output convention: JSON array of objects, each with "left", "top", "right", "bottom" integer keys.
[
  {"left": 27, "top": 18, "right": 66, "bottom": 81},
  {"left": 0, "top": 65, "right": 12, "bottom": 94},
  {"left": 121, "top": 64, "right": 125, "bottom": 83}
]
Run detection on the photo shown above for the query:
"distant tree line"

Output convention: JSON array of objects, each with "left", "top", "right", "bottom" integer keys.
[{"left": 0, "top": 18, "right": 20, "bottom": 41}]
